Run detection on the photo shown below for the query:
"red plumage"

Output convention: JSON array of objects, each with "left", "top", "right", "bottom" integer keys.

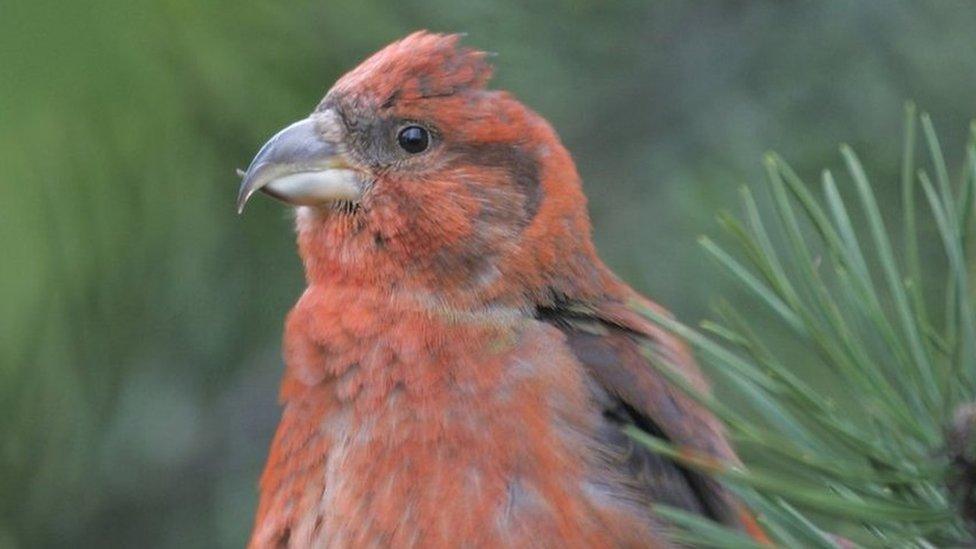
[{"left": 241, "top": 32, "right": 764, "bottom": 548}]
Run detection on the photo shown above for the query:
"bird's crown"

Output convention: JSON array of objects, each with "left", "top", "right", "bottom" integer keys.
[{"left": 330, "top": 31, "right": 494, "bottom": 107}]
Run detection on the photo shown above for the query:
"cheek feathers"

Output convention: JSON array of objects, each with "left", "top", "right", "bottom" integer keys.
[{"left": 445, "top": 140, "right": 542, "bottom": 224}]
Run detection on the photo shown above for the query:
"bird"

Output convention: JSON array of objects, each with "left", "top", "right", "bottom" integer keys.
[{"left": 237, "top": 31, "right": 764, "bottom": 548}]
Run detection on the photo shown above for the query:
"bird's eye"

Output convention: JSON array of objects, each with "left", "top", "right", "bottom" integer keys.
[{"left": 397, "top": 126, "right": 429, "bottom": 154}]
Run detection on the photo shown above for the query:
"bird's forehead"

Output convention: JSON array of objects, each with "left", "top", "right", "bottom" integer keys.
[{"left": 325, "top": 31, "right": 493, "bottom": 110}]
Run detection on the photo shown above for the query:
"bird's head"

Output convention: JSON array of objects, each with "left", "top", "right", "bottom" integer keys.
[{"left": 239, "top": 32, "right": 609, "bottom": 308}]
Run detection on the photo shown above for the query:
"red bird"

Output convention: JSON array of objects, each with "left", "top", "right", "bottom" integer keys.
[{"left": 238, "top": 32, "right": 759, "bottom": 548}]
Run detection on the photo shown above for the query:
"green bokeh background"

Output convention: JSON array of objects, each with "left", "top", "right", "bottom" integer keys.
[{"left": 2, "top": 1, "right": 974, "bottom": 547}]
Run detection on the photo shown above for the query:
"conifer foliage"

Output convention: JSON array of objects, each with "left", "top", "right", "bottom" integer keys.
[{"left": 636, "top": 106, "right": 976, "bottom": 547}]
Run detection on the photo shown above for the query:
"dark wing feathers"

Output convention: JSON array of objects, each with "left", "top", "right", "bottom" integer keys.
[
  {"left": 594, "top": 383, "right": 713, "bottom": 517},
  {"left": 537, "top": 296, "right": 746, "bottom": 529}
]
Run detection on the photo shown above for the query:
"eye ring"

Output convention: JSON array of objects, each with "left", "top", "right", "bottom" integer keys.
[{"left": 397, "top": 125, "right": 430, "bottom": 154}]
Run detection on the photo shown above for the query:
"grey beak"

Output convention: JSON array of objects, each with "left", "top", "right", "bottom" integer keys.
[{"left": 236, "top": 117, "right": 362, "bottom": 213}]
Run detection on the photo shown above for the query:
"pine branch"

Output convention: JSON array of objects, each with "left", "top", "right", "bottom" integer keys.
[{"left": 634, "top": 105, "right": 976, "bottom": 547}]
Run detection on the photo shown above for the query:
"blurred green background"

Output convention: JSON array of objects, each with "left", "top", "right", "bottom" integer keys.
[{"left": 2, "top": 1, "right": 974, "bottom": 547}]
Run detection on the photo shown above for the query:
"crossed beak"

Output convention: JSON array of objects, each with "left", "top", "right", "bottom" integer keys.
[{"left": 236, "top": 117, "right": 362, "bottom": 213}]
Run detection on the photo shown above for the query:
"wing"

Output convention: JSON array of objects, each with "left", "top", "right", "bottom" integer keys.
[{"left": 537, "top": 291, "right": 749, "bottom": 530}]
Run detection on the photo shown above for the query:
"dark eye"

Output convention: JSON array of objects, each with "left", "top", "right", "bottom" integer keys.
[{"left": 397, "top": 126, "right": 429, "bottom": 154}]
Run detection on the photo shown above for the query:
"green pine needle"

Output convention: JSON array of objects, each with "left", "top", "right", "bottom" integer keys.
[{"left": 633, "top": 105, "right": 976, "bottom": 547}]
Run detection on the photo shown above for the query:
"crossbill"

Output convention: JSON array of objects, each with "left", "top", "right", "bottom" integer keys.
[{"left": 238, "top": 32, "right": 761, "bottom": 548}]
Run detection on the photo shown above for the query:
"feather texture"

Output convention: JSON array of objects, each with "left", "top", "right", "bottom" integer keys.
[
  {"left": 537, "top": 294, "right": 747, "bottom": 528},
  {"left": 245, "top": 31, "right": 762, "bottom": 547}
]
